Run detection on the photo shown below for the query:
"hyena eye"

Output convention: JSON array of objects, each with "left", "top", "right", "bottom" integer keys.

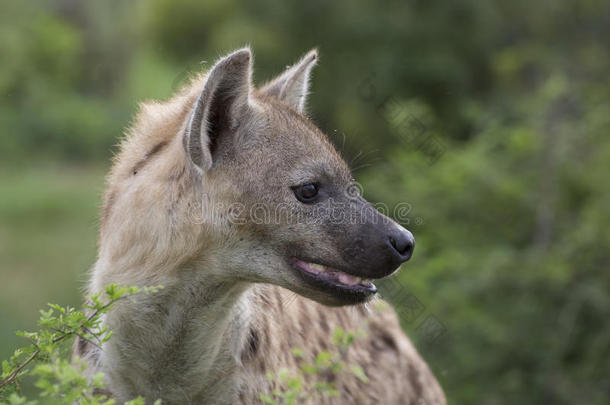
[{"left": 292, "top": 183, "right": 319, "bottom": 203}]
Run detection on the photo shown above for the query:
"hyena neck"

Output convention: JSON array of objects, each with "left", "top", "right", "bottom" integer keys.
[{"left": 98, "top": 261, "right": 253, "bottom": 403}]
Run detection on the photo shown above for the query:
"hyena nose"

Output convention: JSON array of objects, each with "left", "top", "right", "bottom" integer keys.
[{"left": 388, "top": 227, "right": 415, "bottom": 262}]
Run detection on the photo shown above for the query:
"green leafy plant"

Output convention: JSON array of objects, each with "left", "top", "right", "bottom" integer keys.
[
  {"left": 0, "top": 284, "right": 162, "bottom": 405},
  {"left": 260, "top": 326, "right": 369, "bottom": 405}
]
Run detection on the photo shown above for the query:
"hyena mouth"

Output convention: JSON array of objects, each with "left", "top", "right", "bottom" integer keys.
[{"left": 291, "top": 258, "right": 378, "bottom": 296}]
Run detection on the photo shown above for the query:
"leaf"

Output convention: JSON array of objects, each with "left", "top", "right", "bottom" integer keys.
[
  {"left": 290, "top": 348, "right": 305, "bottom": 358},
  {"left": 350, "top": 365, "right": 369, "bottom": 383},
  {"left": 259, "top": 393, "right": 277, "bottom": 404},
  {"left": 299, "top": 362, "right": 317, "bottom": 375},
  {"left": 124, "top": 397, "right": 145, "bottom": 405},
  {"left": 315, "top": 351, "right": 332, "bottom": 367},
  {"left": 286, "top": 376, "right": 302, "bottom": 391},
  {"left": 331, "top": 326, "right": 344, "bottom": 346}
]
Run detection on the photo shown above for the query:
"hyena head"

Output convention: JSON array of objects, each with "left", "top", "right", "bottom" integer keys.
[
  {"left": 177, "top": 48, "right": 414, "bottom": 306},
  {"left": 103, "top": 48, "right": 414, "bottom": 306}
]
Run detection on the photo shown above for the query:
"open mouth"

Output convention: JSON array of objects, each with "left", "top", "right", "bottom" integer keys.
[{"left": 290, "top": 258, "right": 378, "bottom": 297}]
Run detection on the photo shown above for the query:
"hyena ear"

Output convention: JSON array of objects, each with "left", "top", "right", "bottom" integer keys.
[
  {"left": 259, "top": 49, "right": 318, "bottom": 113},
  {"left": 183, "top": 48, "right": 252, "bottom": 170}
]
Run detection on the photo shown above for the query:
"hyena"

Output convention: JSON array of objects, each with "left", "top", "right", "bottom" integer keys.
[{"left": 75, "top": 48, "right": 446, "bottom": 404}]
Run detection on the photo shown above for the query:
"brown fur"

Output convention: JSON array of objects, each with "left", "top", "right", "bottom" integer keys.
[
  {"left": 76, "top": 48, "right": 446, "bottom": 404},
  {"left": 236, "top": 285, "right": 445, "bottom": 404}
]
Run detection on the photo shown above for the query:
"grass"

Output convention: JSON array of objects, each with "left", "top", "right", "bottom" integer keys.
[{"left": 0, "top": 164, "right": 107, "bottom": 361}]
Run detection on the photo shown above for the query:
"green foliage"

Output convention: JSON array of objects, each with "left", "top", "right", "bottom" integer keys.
[
  {"left": 365, "top": 43, "right": 610, "bottom": 403},
  {"left": 260, "top": 327, "right": 368, "bottom": 404},
  {"left": 0, "top": 284, "right": 162, "bottom": 405}
]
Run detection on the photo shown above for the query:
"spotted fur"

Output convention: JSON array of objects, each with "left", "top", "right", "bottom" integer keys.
[{"left": 76, "top": 48, "right": 446, "bottom": 404}]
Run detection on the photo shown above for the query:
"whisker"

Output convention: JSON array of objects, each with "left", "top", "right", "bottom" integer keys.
[{"left": 350, "top": 150, "right": 364, "bottom": 165}]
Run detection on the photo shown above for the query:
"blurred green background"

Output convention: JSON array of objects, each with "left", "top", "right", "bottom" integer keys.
[{"left": 1, "top": 0, "right": 609, "bottom": 403}]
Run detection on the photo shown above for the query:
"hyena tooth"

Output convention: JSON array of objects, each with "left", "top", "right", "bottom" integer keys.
[
  {"left": 338, "top": 273, "right": 359, "bottom": 286},
  {"left": 309, "top": 263, "right": 327, "bottom": 272}
]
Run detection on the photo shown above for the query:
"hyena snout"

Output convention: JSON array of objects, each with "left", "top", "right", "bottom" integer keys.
[
  {"left": 356, "top": 221, "right": 415, "bottom": 279},
  {"left": 388, "top": 225, "right": 415, "bottom": 262},
  {"left": 334, "top": 204, "right": 416, "bottom": 281}
]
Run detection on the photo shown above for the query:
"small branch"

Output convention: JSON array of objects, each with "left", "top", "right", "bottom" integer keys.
[
  {"left": 81, "top": 326, "right": 104, "bottom": 346},
  {"left": 0, "top": 288, "right": 145, "bottom": 392},
  {"left": 0, "top": 349, "right": 39, "bottom": 389},
  {"left": 86, "top": 298, "right": 122, "bottom": 322},
  {"left": 75, "top": 333, "right": 103, "bottom": 351},
  {"left": 0, "top": 333, "right": 72, "bottom": 390}
]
